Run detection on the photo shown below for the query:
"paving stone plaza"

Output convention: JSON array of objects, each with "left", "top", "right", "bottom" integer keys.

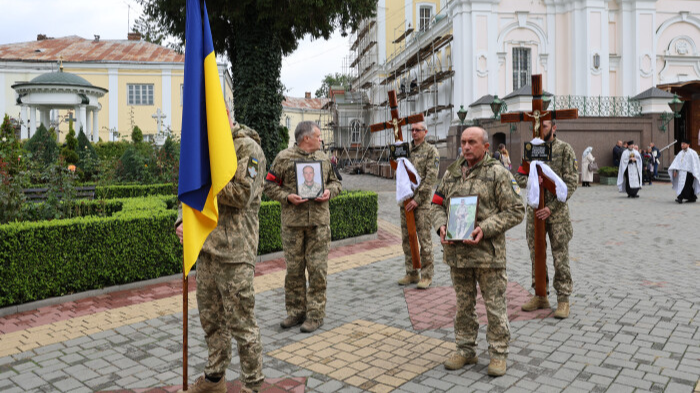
[{"left": 0, "top": 175, "right": 698, "bottom": 393}]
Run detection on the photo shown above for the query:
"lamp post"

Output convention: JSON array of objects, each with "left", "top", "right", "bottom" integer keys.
[
  {"left": 457, "top": 105, "right": 467, "bottom": 126},
  {"left": 490, "top": 95, "right": 504, "bottom": 119},
  {"left": 542, "top": 95, "right": 552, "bottom": 111},
  {"left": 659, "top": 94, "right": 684, "bottom": 132}
]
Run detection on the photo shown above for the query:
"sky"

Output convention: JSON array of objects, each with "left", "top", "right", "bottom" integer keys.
[{"left": 0, "top": 0, "right": 349, "bottom": 98}]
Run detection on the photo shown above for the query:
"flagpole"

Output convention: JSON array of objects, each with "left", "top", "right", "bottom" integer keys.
[{"left": 183, "top": 265, "right": 188, "bottom": 391}]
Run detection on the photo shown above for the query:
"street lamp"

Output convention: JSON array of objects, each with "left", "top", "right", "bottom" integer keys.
[
  {"left": 490, "top": 95, "right": 504, "bottom": 119},
  {"left": 457, "top": 105, "right": 467, "bottom": 125},
  {"left": 542, "top": 95, "right": 552, "bottom": 111},
  {"left": 659, "top": 94, "right": 684, "bottom": 132}
]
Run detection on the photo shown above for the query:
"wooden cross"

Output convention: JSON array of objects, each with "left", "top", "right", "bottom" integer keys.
[
  {"left": 500, "top": 74, "right": 578, "bottom": 298},
  {"left": 369, "top": 90, "right": 424, "bottom": 269}
]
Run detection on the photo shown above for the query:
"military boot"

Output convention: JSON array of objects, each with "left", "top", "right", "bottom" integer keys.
[
  {"left": 280, "top": 314, "right": 305, "bottom": 329},
  {"left": 554, "top": 302, "right": 570, "bottom": 319},
  {"left": 300, "top": 319, "right": 323, "bottom": 333},
  {"left": 521, "top": 296, "right": 550, "bottom": 311},
  {"left": 487, "top": 359, "right": 507, "bottom": 377},
  {"left": 240, "top": 386, "right": 259, "bottom": 393},
  {"left": 416, "top": 278, "right": 432, "bottom": 289},
  {"left": 444, "top": 353, "right": 478, "bottom": 370},
  {"left": 177, "top": 375, "right": 226, "bottom": 393},
  {"left": 397, "top": 274, "right": 419, "bottom": 285}
]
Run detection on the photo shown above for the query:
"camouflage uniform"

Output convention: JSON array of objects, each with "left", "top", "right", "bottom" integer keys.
[
  {"left": 401, "top": 141, "right": 440, "bottom": 279},
  {"left": 431, "top": 154, "right": 525, "bottom": 360},
  {"left": 298, "top": 182, "right": 323, "bottom": 199},
  {"left": 264, "top": 146, "right": 342, "bottom": 322},
  {"left": 514, "top": 137, "right": 577, "bottom": 303},
  {"left": 175, "top": 124, "right": 266, "bottom": 390}
]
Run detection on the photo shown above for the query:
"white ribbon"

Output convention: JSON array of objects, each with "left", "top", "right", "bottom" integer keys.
[
  {"left": 526, "top": 138, "right": 567, "bottom": 208},
  {"left": 395, "top": 157, "right": 421, "bottom": 204}
]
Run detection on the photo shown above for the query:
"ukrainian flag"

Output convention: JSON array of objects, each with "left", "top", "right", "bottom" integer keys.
[{"left": 178, "top": 0, "right": 237, "bottom": 277}]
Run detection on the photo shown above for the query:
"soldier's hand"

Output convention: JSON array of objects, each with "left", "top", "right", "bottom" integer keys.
[
  {"left": 463, "top": 226, "right": 483, "bottom": 245},
  {"left": 176, "top": 224, "right": 183, "bottom": 244},
  {"left": 287, "top": 194, "right": 308, "bottom": 205},
  {"left": 315, "top": 189, "right": 331, "bottom": 202},
  {"left": 535, "top": 206, "right": 551, "bottom": 220},
  {"left": 405, "top": 199, "right": 418, "bottom": 212},
  {"left": 439, "top": 226, "right": 449, "bottom": 244}
]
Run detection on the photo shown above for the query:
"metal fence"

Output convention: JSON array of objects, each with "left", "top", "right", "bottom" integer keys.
[{"left": 551, "top": 95, "right": 642, "bottom": 117}]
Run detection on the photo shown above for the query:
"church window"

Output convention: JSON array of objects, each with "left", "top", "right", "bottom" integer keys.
[
  {"left": 350, "top": 119, "right": 362, "bottom": 144},
  {"left": 128, "top": 84, "right": 154, "bottom": 105},
  {"left": 513, "top": 48, "right": 531, "bottom": 91},
  {"left": 285, "top": 116, "right": 291, "bottom": 130},
  {"left": 419, "top": 6, "right": 432, "bottom": 31}
]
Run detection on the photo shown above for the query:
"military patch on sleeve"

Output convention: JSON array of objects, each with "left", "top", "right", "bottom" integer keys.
[
  {"left": 511, "top": 178, "right": 521, "bottom": 195},
  {"left": 574, "top": 159, "right": 578, "bottom": 172},
  {"left": 247, "top": 157, "right": 259, "bottom": 178},
  {"left": 434, "top": 157, "right": 440, "bottom": 169}
]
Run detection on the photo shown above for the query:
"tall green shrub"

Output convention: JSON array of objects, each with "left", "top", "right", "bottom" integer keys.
[
  {"left": 61, "top": 122, "right": 79, "bottom": 164},
  {"left": 25, "top": 124, "right": 59, "bottom": 166}
]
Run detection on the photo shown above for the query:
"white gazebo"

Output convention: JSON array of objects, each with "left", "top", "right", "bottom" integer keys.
[{"left": 12, "top": 67, "right": 108, "bottom": 141}]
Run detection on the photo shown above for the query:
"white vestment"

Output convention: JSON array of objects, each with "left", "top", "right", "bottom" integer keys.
[
  {"left": 668, "top": 148, "right": 700, "bottom": 196},
  {"left": 617, "top": 149, "right": 642, "bottom": 193}
]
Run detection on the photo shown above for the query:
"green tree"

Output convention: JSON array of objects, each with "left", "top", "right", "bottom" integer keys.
[
  {"left": 131, "top": 126, "right": 144, "bottom": 144},
  {"left": 138, "top": 0, "right": 376, "bottom": 165},
  {"left": 61, "top": 122, "right": 79, "bottom": 164},
  {"left": 25, "top": 124, "right": 59, "bottom": 166},
  {"left": 133, "top": 15, "right": 168, "bottom": 45},
  {"left": 315, "top": 73, "right": 351, "bottom": 98},
  {"left": 0, "top": 115, "right": 23, "bottom": 175}
]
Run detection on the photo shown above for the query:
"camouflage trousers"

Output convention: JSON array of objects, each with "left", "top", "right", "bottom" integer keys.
[
  {"left": 196, "top": 254, "right": 263, "bottom": 389},
  {"left": 400, "top": 205, "right": 434, "bottom": 279},
  {"left": 525, "top": 210, "right": 573, "bottom": 302},
  {"left": 450, "top": 267, "right": 510, "bottom": 360},
  {"left": 281, "top": 225, "right": 331, "bottom": 321}
]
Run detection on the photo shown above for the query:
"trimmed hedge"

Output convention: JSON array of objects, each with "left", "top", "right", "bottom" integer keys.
[
  {"left": 95, "top": 183, "right": 176, "bottom": 199},
  {"left": 0, "top": 190, "right": 378, "bottom": 307}
]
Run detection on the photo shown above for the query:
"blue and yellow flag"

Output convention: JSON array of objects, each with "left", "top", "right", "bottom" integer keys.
[{"left": 178, "top": 0, "right": 237, "bottom": 277}]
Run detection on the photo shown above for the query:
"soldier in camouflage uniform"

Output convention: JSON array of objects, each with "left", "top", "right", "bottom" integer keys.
[
  {"left": 514, "top": 119, "right": 577, "bottom": 319},
  {"left": 398, "top": 122, "right": 440, "bottom": 289},
  {"left": 175, "top": 124, "right": 266, "bottom": 393},
  {"left": 264, "top": 121, "right": 342, "bottom": 333},
  {"left": 431, "top": 127, "right": 525, "bottom": 377}
]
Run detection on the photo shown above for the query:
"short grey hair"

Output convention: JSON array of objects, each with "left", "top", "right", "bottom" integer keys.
[
  {"left": 463, "top": 126, "right": 489, "bottom": 144},
  {"left": 295, "top": 121, "right": 320, "bottom": 143},
  {"left": 412, "top": 121, "right": 426, "bottom": 131}
]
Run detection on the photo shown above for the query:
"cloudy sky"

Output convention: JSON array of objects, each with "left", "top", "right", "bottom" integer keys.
[{"left": 0, "top": 0, "right": 349, "bottom": 98}]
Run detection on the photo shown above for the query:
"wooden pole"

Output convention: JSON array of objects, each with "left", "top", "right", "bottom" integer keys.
[
  {"left": 183, "top": 268, "right": 188, "bottom": 391},
  {"left": 534, "top": 166, "right": 547, "bottom": 297}
]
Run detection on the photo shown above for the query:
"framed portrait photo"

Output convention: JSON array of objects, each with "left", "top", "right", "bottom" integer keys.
[
  {"left": 446, "top": 195, "right": 479, "bottom": 241},
  {"left": 295, "top": 161, "right": 325, "bottom": 199}
]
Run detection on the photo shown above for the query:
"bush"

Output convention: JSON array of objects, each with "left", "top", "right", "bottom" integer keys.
[
  {"left": 0, "top": 191, "right": 378, "bottom": 307},
  {"left": 598, "top": 166, "right": 619, "bottom": 177},
  {"left": 0, "top": 114, "right": 23, "bottom": 176},
  {"left": 0, "top": 195, "right": 181, "bottom": 307},
  {"left": 25, "top": 124, "right": 59, "bottom": 166},
  {"left": 115, "top": 144, "right": 154, "bottom": 183},
  {"left": 95, "top": 141, "right": 130, "bottom": 161},
  {"left": 95, "top": 183, "right": 176, "bottom": 199},
  {"left": 131, "top": 126, "right": 144, "bottom": 143}
]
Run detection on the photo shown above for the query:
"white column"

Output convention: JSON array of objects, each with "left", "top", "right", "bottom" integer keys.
[
  {"left": 619, "top": 1, "right": 637, "bottom": 97},
  {"left": 29, "top": 106, "right": 37, "bottom": 137},
  {"left": 40, "top": 108, "right": 50, "bottom": 129},
  {"left": 20, "top": 105, "right": 28, "bottom": 139},
  {"left": 450, "top": 1, "right": 474, "bottom": 122},
  {"left": 162, "top": 69, "right": 172, "bottom": 130},
  {"left": 78, "top": 105, "right": 87, "bottom": 134},
  {"left": 86, "top": 109, "right": 92, "bottom": 139},
  {"left": 93, "top": 109, "right": 99, "bottom": 142},
  {"left": 572, "top": 3, "right": 588, "bottom": 95},
  {"left": 546, "top": 7, "right": 556, "bottom": 92}
]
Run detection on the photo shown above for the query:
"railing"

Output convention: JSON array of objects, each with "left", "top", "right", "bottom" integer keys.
[{"left": 551, "top": 96, "right": 642, "bottom": 117}]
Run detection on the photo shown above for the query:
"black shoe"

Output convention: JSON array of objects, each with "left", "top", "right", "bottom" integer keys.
[
  {"left": 688, "top": 199, "right": 697, "bottom": 203},
  {"left": 676, "top": 197, "right": 683, "bottom": 204}
]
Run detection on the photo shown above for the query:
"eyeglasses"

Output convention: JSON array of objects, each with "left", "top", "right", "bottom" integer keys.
[{"left": 411, "top": 128, "right": 425, "bottom": 132}]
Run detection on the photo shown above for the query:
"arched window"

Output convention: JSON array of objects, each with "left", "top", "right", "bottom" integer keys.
[{"left": 350, "top": 119, "right": 362, "bottom": 144}]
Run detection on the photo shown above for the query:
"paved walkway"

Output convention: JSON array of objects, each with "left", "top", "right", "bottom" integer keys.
[{"left": 1, "top": 176, "right": 699, "bottom": 393}]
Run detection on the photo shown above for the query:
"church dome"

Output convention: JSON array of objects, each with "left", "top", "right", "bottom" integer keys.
[{"left": 29, "top": 71, "right": 94, "bottom": 87}]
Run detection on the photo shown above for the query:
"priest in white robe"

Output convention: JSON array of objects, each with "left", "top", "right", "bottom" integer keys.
[
  {"left": 617, "top": 140, "right": 642, "bottom": 198},
  {"left": 669, "top": 138, "right": 700, "bottom": 204}
]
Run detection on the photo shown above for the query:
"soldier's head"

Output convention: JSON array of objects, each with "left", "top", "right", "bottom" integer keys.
[
  {"left": 296, "top": 121, "right": 322, "bottom": 153},
  {"left": 303, "top": 165, "right": 315, "bottom": 184},
  {"left": 411, "top": 122, "right": 427, "bottom": 145},
  {"left": 542, "top": 119, "right": 556, "bottom": 142},
  {"left": 461, "top": 127, "right": 490, "bottom": 166}
]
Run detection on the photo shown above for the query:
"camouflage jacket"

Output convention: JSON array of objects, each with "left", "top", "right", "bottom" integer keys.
[
  {"left": 264, "top": 146, "right": 342, "bottom": 227},
  {"left": 409, "top": 141, "right": 440, "bottom": 207},
  {"left": 514, "top": 137, "right": 577, "bottom": 223},
  {"left": 176, "top": 124, "right": 267, "bottom": 265},
  {"left": 431, "top": 154, "right": 525, "bottom": 269}
]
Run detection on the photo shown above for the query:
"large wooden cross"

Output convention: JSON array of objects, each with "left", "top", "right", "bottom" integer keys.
[
  {"left": 369, "top": 90, "right": 424, "bottom": 269},
  {"left": 500, "top": 75, "right": 578, "bottom": 298}
]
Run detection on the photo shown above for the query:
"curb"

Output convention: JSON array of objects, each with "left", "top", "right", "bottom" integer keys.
[{"left": 0, "top": 232, "right": 378, "bottom": 318}]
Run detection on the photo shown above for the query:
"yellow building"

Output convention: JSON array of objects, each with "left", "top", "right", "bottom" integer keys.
[
  {"left": 280, "top": 93, "right": 330, "bottom": 148},
  {"left": 0, "top": 33, "right": 233, "bottom": 142}
]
